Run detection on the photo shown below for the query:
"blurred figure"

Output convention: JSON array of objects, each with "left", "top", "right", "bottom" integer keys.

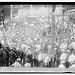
[
  {"left": 56, "top": 48, "right": 61, "bottom": 67},
  {"left": 58, "top": 52, "right": 67, "bottom": 68},
  {"left": 64, "top": 61, "right": 71, "bottom": 68},
  {"left": 44, "top": 56, "right": 50, "bottom": 67},
  {"left": 51, "top": 56, "right": 56, "bottom": 67},
  {"left": 4, "top": 47, "right": 9, "bottom": 66},
  {"left": 33, "top": 56, "right": 39, "bottom": 67},
  {"left": 49, "top": 58, "right": 52, "bottom": 67},
  {"left": 24, "top": 63, "right": 31, "bottom": 67},
  {"left": 11, "top": 58, "right": 21, "bottom": 67},
  {"left": 22, "top": 52, "right": 26, "bottom": 66},
  {"left": 2, "top": 49, "right": 8, "bottom": 66},
  {"left": 70, "top": 61, "right": 75, "bottom": 68},
  {"left": 9, "top": 50, "right": 17, "bottom": 65},
  {"left": 0, "top": 42, "right": 2, "bottom": 49},
  {"left": 38, "top": 52, "right": 44, "bottom": 67},
  {"left": 68, "top": 51, "right": 75, "bottom": 64},
  {"left": 69, "top": 42, "right": 75, "bottom": 50},
  {"left": 26, "top": 50, "right": 33, "bottom": 67},
  {"left": 19, "top": 51, "right": 24, "bottom": 66},
  {"left": 58, "top": 61, "right": 65, "bottom": 68},
  {"left": 24, "top": 58, "right": 31, "bottom": 67},
  {"left": 60, "top": 52, "right": 67, "bottom": 62},
  {"left": 0, "top": 49, "right": 3, "bottom": 66}
]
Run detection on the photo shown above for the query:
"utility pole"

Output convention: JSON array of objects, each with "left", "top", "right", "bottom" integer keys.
[{"left": 50, "top": 5, "right": 56, "bottom": 55}]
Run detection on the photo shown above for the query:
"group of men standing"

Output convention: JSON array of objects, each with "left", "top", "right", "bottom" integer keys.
[
  {"left": 1, "top": 40, "right": 75, "bottom": 68},
  {"left": 0, "top": 42, "right": 58, "bottom": 67},
  {"left": 0, "top": 43, "right": 17, "bottom": 66}
]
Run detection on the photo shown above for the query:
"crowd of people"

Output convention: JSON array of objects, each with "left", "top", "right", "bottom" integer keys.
[
  {"left": 0, "top": 39, "right": 75, "bottom": 68},
  {"left": 0, "top": 6, "right": 75, "bottom": 68},
  {"left": 0, "top": 42, "right": 57, "bottom": 68}
]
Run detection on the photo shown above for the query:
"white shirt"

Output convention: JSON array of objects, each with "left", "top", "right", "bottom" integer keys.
[
  {"left": 38, "top": 53, "right": 43, "bottom": 62},
  {"left": 12, "top": 62, "right": 21, "bottom": 67},
  {"left": 68, "top": 54, "right": 75, "bottom": 63},
  {"left": 59, "top": 64, "right": 65, "bottom": 68},
  {"left": 60, "top": 53, "right": 67, "bottom": 61},
  {"left": 44, "top": 56, "right": 50, "bottom": 64},
  {"left": 70, "top": 64, "right": 75, "bottom": 68},
  {"left": 38, "top": 54, "right": 42, "bottom": 61}
]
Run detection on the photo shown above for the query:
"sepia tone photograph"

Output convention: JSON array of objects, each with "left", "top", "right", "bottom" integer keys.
[{"left": 0, "top": 3, "right": 75, "bottom": 73}]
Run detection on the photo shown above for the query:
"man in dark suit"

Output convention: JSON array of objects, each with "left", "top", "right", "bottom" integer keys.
[
  {"left": 26, "top": 53, "right": 33, "bottom": 67},
  {"left": 33, "top": 56, "right": 39, "bottom": 67},
  {"left": 9, "top": 50, "right": 17, "bottom": 65},
  {"left": 2, "top": 49, "right": 7, "bottom": 66},
  {"left": 5, "top": 47, "right": 9, "bottom": 66},
  {"left": 0, "top": 49, "right": 3, "bottom": 66},
  {"left": 0, "top": 42, "right": 2, "bottom": 49}
]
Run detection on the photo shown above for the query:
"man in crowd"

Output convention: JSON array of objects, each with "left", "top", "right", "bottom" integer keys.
[
  {"left": 60, "top": 52, "right": 67, "bottom": 61},
  {"left": 33, "top": 56, "right": 39, "bottom": 67},
  {"left": 0, "top": 49, "right": 3, "bottom": 66},
  {"left": 0, "top": 42, "right": 2, "bottom": 49},
  {"left": 68, "top": 51, "right": 75, "bottom": 64},
  {"left": 56, "top": 48, "right": 61, "bottom": 67},
  {"left": 19, "top": 51, "right": 24, "bottom": 66},
  {"left": 26, "top": 50, "right": 33, "bottom": 67},
  {"left": 22, "top": 52, "right": 26, "bottom": 66},
  {"left": 38, "top": 52, "right": 44, "bottom": 67},
  {"left": 2, "top": 49, "right": 8, "bottom": 66},
  {"left": 70, "top": 60, "right": 75, "bottom": 68},
  {"left": 59, "top": 60, "right": 66, "bottom": 68},
  {"left": 69, "top": 42, "right": 75, "bottom": 50},
  {"left": 4, "top": 47, "right": 9, "bottom": 66},
  {"left": 11, "top": 58, "right": 21, "bottom": 67},
  {"left": 9, "top": 49, "right": 17, "bottom": 65},
  {"left": 24, "top": 58, "right": 31, "bottom": 67},
  {"left": 64, "top": 61, "right": 71, "bottom": 68},
  {"left": 59, "top": 50, "right": 67, "bottom": 68},
  {"left": 44, "top": 56, "right": 50, "bottom": 67},
  {"left": 50, "top": 54, "right": 56, "bottom": 67}
]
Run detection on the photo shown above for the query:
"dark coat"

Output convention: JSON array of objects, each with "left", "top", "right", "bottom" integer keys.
[
  {"left": 0, "top": 50, "right": 3, "bottom": 62},
  {"left": 9, "top": 51, "right": 17, "bottom": 64},
  {"left": 33, "top": 57, "right": 39, "bottom": 67},
  {"left": 2, "top": 51, "right": 7, "bottom": 60}
]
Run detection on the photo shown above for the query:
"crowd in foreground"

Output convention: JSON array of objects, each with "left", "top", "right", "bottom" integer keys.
[
  {"left": 0, "top": 41, "right": 75, "bottom": 68},
  {"left": 0, "top": 42, "right": 57, "bottom": 68}
]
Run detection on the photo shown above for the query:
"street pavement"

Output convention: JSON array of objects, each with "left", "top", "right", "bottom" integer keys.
[{"left": 0, "top": 67, "right": 75, "bottom": 73}]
